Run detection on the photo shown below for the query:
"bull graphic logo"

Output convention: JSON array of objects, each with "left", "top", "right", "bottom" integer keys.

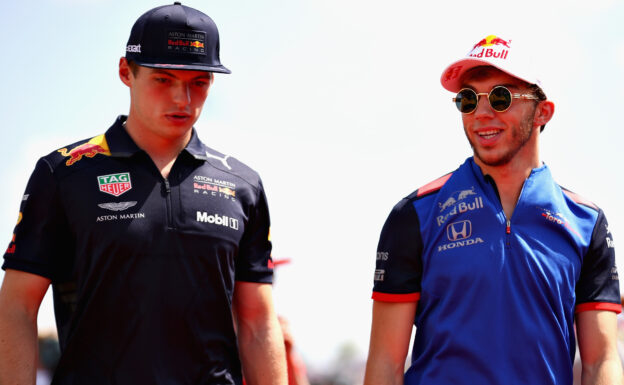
[
  {"left": 447, "top": 220, "right": 472, "bottom": 242},
  {"left": 438, "top": 187, "right": 476, "bottom": 212},
  {"left": 472, "top": 35, "right": 511, "bottom": 49},
  {"left": 457, "top": 187, "right": 476, "bottom": 200},
  {"left": 58, "top": 134, "right": 111, "bottom": 166},
  {"left": 438, "top": 197, "right": 456, "bottom": 211}
]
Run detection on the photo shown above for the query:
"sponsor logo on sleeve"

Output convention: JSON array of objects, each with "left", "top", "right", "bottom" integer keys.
[
  {"left": 97, "top": 173, "right": 132, "bottom": 197},
  {"left": 605, "top": 224, "right": 615, "bottom": 248},
  {"left": 5, "top": 212, "right": 22, "bottom": 254},
  {"left": 376, "top": 252, "right": 389, "bottom": 261},
  {"left": 196, "top": 211, "right": 239, "bottom": 231},
  {"left": 611, "top": 266, "right": 619, "bottom": 281},
  {"left": 436, "top": 187, "right": 484, "bottom": 226},
  {"left": 606, "top": 237, "right": 615, "bottom": 248},
  {"left": 374, "top": 269, "right": 385, "bottom": 282},
  {"left": 6, "top": 234, "right": 16, "bottom": 254}
]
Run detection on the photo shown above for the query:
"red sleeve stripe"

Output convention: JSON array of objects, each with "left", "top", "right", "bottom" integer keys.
[
  {"left": 417, "top": 173, "right": 452, "bottom": 197},
  {"left": 575, "top": 302, "right": 622, "bottom": 314},
  {"left": 372, "top": 292, "right": 420, "bottom": 302},
  {"left": 562, "top": 189, "right": 598, "bottom": 211}
]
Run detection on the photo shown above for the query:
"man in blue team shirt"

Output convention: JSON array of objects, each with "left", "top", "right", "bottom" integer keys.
[
  {"left": 0, "top": 3, "right": 287, "bottom": 384},
  {"left": 364, "top": 35, "right": 623, "bottom": 385}
]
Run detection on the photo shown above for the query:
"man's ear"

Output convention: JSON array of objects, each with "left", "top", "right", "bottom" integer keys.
[
  {"left": 534, "top": 100, "right": 555, "bottom": 128},
  {"left": 119, "top": 57, "right": 133, "bottom": 87}
]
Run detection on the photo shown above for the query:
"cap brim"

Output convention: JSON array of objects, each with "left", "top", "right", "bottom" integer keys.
[
  {"left": 134, "top": 60, "right": 231, "bottom": 74},
  {"left": 440, "top": 58, "right": 533, "bottom": 93}
]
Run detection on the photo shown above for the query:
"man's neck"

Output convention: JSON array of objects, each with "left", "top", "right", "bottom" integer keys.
[
  {"left": 123, "top": 117, "right": 192, "bottom": 179},
  {"left": 476, "top": 156, "right": 540, "bottom": 220}
]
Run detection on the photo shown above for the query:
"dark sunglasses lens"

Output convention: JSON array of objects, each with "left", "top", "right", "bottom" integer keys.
[
  {"left": 456, "top": 90, "right": 478, "bottom": 113},
  {"left": 489, "top": 87, "right": 512, "bottom": 111}
]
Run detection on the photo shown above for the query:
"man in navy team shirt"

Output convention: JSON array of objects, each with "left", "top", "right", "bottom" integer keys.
[
  {"left": 0, "top": 3, "right": 287, "bottom": 384},
  {"left": 364, "top": 35, "right": 623, "bottom": 385}
]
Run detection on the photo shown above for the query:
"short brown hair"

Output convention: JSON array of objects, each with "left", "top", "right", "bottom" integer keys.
[{"left": 128, "top": 60, "right": 141, "bottom": 76}]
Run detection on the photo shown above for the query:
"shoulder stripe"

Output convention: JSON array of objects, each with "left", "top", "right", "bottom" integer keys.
[
  {"left": 417, "top": 173, "right": 453, "bottom": 197},
  {"left": 371, "top": 292, "right": 420, "bottom": 303},
  {"left": 575, "top": 302, "right": 621, "bottom": 314},
  {"left": 561, "top": 188, "right": 598, "bottom": 211}
]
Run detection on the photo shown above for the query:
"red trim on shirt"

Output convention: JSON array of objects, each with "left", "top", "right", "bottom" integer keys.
[
  {"left": 372, "top": 292, "right": 421, "bottom": 302},
  {"left": 575, "top": 302, "right": 622, "bottom": 314},
  {"left": 561, "top": 189, "right": 598, "bottom": 211},
  {"left": 416, "top": 173, "right": 452, "bottom": 197}
]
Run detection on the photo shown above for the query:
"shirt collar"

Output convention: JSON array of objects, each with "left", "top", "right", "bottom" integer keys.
[{"left": 105, "top": 115, "right": 207, "bottom": 160}]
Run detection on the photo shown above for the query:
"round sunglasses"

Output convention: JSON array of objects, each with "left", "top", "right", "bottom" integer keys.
[{"left": 453, "top": 86, "right": 539, "bottom": 114}]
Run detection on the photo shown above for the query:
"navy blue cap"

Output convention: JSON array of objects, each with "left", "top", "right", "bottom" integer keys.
[{"left": 125, "top": 2, "right": 230, "bottom": 74}]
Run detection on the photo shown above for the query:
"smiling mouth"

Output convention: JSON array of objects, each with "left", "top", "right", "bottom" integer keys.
[{"left": 477, "top": 130, "right": 501, "bottom": 140}]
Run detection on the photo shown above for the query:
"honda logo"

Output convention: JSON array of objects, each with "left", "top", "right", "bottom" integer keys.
[{"left": 447, "top": 220, "right": 472, "bottom": 241}]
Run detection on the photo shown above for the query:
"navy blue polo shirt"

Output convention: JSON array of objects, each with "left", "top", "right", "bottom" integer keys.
[{"left": 3, "top": 116, "right": 274, "bottom": 384}]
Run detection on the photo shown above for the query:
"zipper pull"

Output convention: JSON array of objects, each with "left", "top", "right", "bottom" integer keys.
[
  {"left": 164, "top": 179, "right": 171, "bottom": 194},
  {"left": 506, "top": 219, "right": 511, "bottom": 234}
]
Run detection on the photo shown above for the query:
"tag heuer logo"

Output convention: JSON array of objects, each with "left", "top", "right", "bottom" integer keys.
[{"left": 98, "top": 173, "right": 132, "bottom": 197}]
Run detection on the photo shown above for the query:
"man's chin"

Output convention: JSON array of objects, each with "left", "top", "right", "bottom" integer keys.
[{"left": 474, "top": 150, "right": 513, "bottom": 168}]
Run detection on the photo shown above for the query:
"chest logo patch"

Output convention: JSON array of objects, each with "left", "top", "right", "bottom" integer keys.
[
  {"left": 539, "top": 208, "right": 581, "bottom": 238},
  {"left": 98, "top": 172, "right": 132, "bottom": 197},
  {"left": 193, "top": 175, "right": 236, "bottom": 201},
  {"left": 436, "top": 186, "right": 484, "bottom": 227},
  {"left": 98, "top": 201, "right": 137, "bottom": 211},
  {"left": 447, "top": 220, "right": 472, "bottom": 241},
  {"left": 438, "top": 220, "right": 484, "bottom": 252}
]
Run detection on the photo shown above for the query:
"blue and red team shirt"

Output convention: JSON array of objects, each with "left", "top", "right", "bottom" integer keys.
[
  {"left": 2, "top": 116, "right": 274, "bottom": 385},
  {"left": 373, "top": 157, "right": 620, "bottom": 385}
]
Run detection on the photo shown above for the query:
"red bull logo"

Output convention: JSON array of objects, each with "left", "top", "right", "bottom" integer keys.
[
  {"left": 469, "top": 35, "right": 510, "bottom": 60},
  {"left": 473, "top": 35, "right": 511, "bottom": 49},
  {"left": 168, "top": 39, "right": 204, "bottom": 48},
  {"left": 58, "top": 134, "right": 111, "bottom": 166},
  {"left": 6, "top": 214, "right": 20, "bottom": 254},
  {"left": 218, "top": 187, "right": 236, "bottom": 197}
]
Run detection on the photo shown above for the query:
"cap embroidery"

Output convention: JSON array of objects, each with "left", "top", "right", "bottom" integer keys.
[{"left": 167, "top": 30, "right": 207, "bottom": 56}]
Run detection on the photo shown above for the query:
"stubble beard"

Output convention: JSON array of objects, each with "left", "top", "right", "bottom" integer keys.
[{"left": 467, "top": 110, "right": 536, "bottom": 167}]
